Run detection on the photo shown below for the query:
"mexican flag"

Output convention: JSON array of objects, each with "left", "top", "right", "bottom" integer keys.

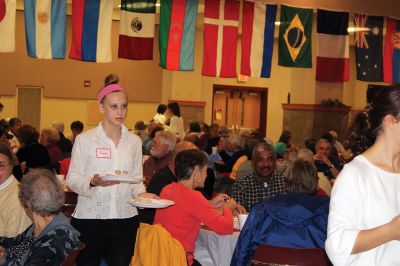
[{"left": 119, "top": 0, "right": 156, "bottom": 60}]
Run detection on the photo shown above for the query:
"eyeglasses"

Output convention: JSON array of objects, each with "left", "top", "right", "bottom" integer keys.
[{"left": 0, "top": 162, "right": 10, "bottom": 170}]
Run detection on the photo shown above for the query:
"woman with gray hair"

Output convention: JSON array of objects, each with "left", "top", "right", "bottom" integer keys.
[
  {"left": 232, "top": 159, "right": 330, "bottom": 266},
  {"left": 0, "top": 169, "right": 80, "bottom": 265}
]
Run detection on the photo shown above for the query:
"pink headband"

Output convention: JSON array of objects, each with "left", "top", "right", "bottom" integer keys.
[{"left": 97, "top": 84, "right": 125, "bottom": 102}]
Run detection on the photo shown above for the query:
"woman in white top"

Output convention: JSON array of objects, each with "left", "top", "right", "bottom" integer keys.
[
  {"left": 166, "top": 102, "right": 185, "bottom": 141},
  {"left": 326, "top": 84, "right": 400, "bottom": 266},
  {"left": 67, "top": 83, "right": 157, "bottom": 266},
  {"left": 153, "top": 104, "right": 167, "bottom": 125}
]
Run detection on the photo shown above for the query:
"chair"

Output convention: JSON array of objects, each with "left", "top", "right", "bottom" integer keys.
[
  {"left": 251, "top": 245, "right": 332, "bottom": 266},
  {"left": 62, "top": 242, "right": 86, "bottom": 266},
  {"left": 62, "top": 191, "right": 78, "bottom": 218}
]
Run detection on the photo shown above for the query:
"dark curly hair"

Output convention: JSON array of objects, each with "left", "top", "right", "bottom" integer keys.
[
  {"left": 346, "top": 84, "right": 400, "bottom": 156},
  {"left": 16, "top": 125, "right": 39, "bottom": 146}
]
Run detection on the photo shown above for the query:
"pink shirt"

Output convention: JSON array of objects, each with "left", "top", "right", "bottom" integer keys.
[{"left": 154, "top": 182, "right": 233, "bottom": 265}]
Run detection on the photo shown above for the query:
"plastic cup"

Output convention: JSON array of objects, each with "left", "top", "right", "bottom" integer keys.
[
  {"left": 212, "top": 146, "right": 218, "bottom": 154},
  {"left": 238, "top": 214, "right": 249, "bottom": 231}
]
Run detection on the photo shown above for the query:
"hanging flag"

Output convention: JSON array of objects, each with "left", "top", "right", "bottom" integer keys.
[
  {"left": 159, "top": 0, "right": 199, "bottom": 70},
  {"left": 278, "top": 5, "right": 313, "bottom": 68},
  {"left": 241, "top": 1, "right": 277, "bottom": 78},
  {"left": 119, "top": 0, "right": 156, "bottom": 60},
  {"left": 24, "top": 0, "right": 66, "bottom": 59},
  {"left": 70, "top": 0, "right": 113, "bottom": 63},
  {"left": 316, "top": 9, "right": 349, "bottom": 82},
  {"left": 202, "top": 0, "right": 240, "bottom": 77},
  {"left": 0, "top": 0, "right": 16, "bottom": 52},
  {"left": 383, "top": 17, "right": 400, "bottom": 83},
  {"left": 354, "top": 14, "right": 384, "bottom": 81}
]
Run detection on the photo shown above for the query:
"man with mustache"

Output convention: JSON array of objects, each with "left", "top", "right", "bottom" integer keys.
[
  {"left": 143, "top": 130, "right": 176, "bottom": 185},
  {"left": 232, "top": 143, "right": 287, "bottom": 212}
]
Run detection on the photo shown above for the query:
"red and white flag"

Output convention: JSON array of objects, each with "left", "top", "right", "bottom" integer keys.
[
  {"left": 0, "top": 0, "right": 16, "bottom": 52},
  {"left": 202, "top": 0, "right": 240, "bottom": 78}
]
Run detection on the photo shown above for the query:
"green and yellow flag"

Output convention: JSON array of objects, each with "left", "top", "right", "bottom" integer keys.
[{"left": 278, "top": 5, "right": 313, "bottom": 68}]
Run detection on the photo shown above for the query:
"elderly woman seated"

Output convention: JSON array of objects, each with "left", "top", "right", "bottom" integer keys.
[
  {"left": 0, "top": 169, "right": 80, "bottom": 265},
  {"left": 40, "top": 127, "right": 62, "bottom": 167},
  {"left": 0, "top": 143, "right": 32, "bottom": 237},
  {"left": 154, "top": 149, "right": 237, "bottom": 266},
  {"left": 231, "top": 159, "right": 330, "bottom": 266}
]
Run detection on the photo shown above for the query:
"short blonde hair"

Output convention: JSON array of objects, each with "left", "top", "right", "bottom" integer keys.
[
  {"left": 41, "top": 127, "right": 60, "bottom": 144},
  {"left": 284, "top": 159, "right": 318, "bottom": 194}
]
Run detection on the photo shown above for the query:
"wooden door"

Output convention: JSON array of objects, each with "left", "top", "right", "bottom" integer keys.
[{"left": 212, "top": 86, "right": 266, "bottom": 134}]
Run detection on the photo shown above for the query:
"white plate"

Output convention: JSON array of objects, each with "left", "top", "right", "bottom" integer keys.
[
  {"left": 127, "top": 198, "right": 175, "bottom": 208},
  {"left": 100, "top": 175, "right": 143, "bottom": 184}
]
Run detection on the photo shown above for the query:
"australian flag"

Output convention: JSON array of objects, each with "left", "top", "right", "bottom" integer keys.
[{"left": 354, "top": 14, "right": 384, "bottom": 81}]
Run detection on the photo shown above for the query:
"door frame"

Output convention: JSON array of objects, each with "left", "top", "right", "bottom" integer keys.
[{"left": 212, "top": 84, "right": 268, "bottom": 137}]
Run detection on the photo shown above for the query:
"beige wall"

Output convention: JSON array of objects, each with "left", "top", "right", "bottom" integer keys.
[{"left": 1, "top": 0, "right": 397, "bottom": 142}]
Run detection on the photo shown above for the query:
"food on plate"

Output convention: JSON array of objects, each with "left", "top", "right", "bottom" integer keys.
[{"left": 137, "top": 197, "right": 153, "bottom": 204}]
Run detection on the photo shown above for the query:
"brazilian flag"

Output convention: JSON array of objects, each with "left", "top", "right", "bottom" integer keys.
[{"left": 278, "top": 5, "right": 313, "bottom": 68}]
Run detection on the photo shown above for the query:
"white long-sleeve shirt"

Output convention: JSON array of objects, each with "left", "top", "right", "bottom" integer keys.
[
  {"left": 326, "top": 155, "right": 400, "bottom": 266},
  {"left": 168, "top": 116, "right": 185, "bottom": 141},
  {"left": 67, "top": 123, "right": 145, "bottom": 219}
]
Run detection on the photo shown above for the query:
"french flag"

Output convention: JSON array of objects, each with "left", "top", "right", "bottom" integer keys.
[
  {"left": 315, "top": 9, "right": 349, "bottom": 82},
  {"left": 24, "top": 0, "right": 66, "bottom": 59},
  {"left": 240, "top": 1, "right": 277, "bottom": 78},
  {"left": 70, "top": 0, "right": 113, "bottom": 63}
]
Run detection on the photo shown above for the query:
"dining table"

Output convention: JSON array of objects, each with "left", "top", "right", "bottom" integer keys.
[{"left": 194, "top": 226, "right": 240, "bottom": 266}]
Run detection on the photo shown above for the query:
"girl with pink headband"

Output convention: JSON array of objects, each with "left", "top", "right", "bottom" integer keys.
[{"left": 67, "top": 78, "right": 158, "bottom": 265}]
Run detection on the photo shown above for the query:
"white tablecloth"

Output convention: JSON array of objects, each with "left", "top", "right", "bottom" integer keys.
[{"left": 194, "top": 228, "right": 240, "bottom": 266}]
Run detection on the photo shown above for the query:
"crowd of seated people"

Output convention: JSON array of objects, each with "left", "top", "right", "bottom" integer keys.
[{"left": 2, "top": 83, "right": 400, "bottom": 266}]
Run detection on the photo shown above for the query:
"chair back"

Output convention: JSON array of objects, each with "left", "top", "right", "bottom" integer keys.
[
  {"left": 62, "top": 241, "right": 86, "bottom": 266},
  {"left": 62, "top": 191, "right": 78, "bottom": 218},
  {"left": 251, "top": 245, "right": 332, "bottom": 266}
]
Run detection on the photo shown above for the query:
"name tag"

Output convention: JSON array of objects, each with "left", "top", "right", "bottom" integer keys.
[{"left": 96, "top": 148, "right": 111, "bottom": 158}]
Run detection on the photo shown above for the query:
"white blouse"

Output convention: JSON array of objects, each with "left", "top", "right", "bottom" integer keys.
[
  {"left": 168, "top": 115, "right": 185, "bottom": 140},
  {"left": 67, "top": 123, "right": 145, "bottom": 219},
  {"left": 326, "top": 155, "right": 400, "bottom": 266}
]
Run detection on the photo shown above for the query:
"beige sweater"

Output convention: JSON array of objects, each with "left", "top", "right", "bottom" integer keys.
[{"left": 0, "top": 176, "right": 32, "bottom": 237}]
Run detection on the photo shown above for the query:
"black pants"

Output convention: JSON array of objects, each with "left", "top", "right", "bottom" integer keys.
[
  {"left": 192, "top": 259, "right": 202, "bottom": 266},
  {"left": 71, "top": 216, "right": 140, "bottom": 266}
]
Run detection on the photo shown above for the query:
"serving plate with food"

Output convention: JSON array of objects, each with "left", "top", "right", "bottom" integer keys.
[{"left": 127, "top": 197, "right": 175, "bottom": 208}]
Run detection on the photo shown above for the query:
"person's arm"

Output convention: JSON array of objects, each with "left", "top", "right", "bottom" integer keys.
[
  {"left": 351, "top": 216, "right": 400, "bottom": 254},
  {"left": 66, "top": 136, "right": 93, "bottom": 196},
  {"left": 192, "top": 192, "right": 233, "bottom": 235},
  {"left": 0, "top": 226, "right": 30, "bottom": 248},
  {"left": 232, "top": 181, "right": 249, "bottom": 212},
  {"left": 325, "top": 166, "right": 363, "bottom": 266},
  {"left": 131, "top": 139, "right": 147, "bottom": 198},
  {"left": 24, "top": 229, "right": 79, "bottom": 266},
  {"left": 314, "top": 154, "right": 340, "bottom": 178}
]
